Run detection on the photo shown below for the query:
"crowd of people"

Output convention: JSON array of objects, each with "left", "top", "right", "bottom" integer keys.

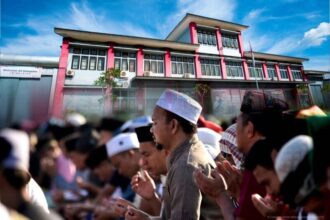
[{"left": 0, "top": 89, "right": 329, "bottom": 220}]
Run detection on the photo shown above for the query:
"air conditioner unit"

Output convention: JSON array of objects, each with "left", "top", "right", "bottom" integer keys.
[
  {"left": 66, "top": 70, "right": 75, "bottom": 77},
  {"left": 122, "top": 81, "right": 129, "bottom": 88},
  {"left": 182, "top": 73, "right": 190, "bottom": 78},
  {"left": 143, "top": 71, "right": 152, "bottom": 76},
  {"left": 120, "top": 71, "right": 128, "bottom": 78}
]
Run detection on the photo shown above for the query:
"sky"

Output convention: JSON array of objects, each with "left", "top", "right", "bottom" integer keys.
[{"left": 1, "top": 0, "right": 329, "bottom": 71}]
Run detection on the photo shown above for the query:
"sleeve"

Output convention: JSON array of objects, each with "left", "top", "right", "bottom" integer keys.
[{"left": 168, "top": 165, "right": 202, "bottom": 220}]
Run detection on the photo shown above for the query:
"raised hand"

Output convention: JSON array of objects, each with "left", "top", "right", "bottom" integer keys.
[{"left": 131, "top": 170, "right": 158, "bottom": 201}]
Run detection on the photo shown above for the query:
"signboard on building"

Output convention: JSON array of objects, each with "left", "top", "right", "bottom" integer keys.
[{"left": 0, "top": 66, "right": 42, "bottom": 78}]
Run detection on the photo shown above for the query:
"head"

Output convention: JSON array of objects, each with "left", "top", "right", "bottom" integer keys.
[
  {"left": 275, "top": 135, "right": 315, "bottom": 208},
  {"left": 86, "top": 145, "right": 114, "bottom": 182},
  {"left": 135, "top": 125, "right": 167, "bottom": 176},
  {"left": 0, "top": 129, "right": 31, "bottom": 207},
  {"left": 151, "top": 89, "right": 201, "bottom": 149},
  {"left": 98, "top": 117, "right": 124, "bottom": 144},
  {"left": 237, "top": 91, "right": 289, "bottom": 153},
  {"left": 245, "top": 139, "right": 281, "bottom": 195},
  {"left": 197, "top": 127, "right": 221, "bottom": 160},
  {"left": 106, "top": 133, "right": 140, "bottom": 178},
  {"left": 66, "top": 129, "right": 99, "bottom": 170}
]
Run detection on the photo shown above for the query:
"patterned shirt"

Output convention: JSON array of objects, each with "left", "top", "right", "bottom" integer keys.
[{"left": 161, "top": 135, "right": 223, "bottom": 220}]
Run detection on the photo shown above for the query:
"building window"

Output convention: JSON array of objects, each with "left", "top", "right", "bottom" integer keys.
[
  {"left": 279, "top": 65, "right": 289, "bottom": 79},
  {"left": 70, "top": 47, "right": 107, "bottom": 71},
  {"left": 197, "top": 29, "right": 217, "bottom": 46},
  {"left": 291, "top": 67, "right": 303, "bottom": 80},
  {"left": 71, "top": 55, "right": 80, "bottom": 69},
  {"left": 248, "top": 63, "right": 263, "bottom": 78},
  {"left": 171, "top": 56, "right": 195, "bottom": 75},
  {"left": 267, "top": 65, "right": 277, "bottom": 79},
  {"left": 114, "top": 51, "right": 136, "bottom": 72},
  {"left": 200, "top": 58, "right": 221, "bottom": 77},
  {"left": 221, "top": 34, "right": 239, "bottom": 49},
  {"left": 144, "top": 54, "right": 164, "bottom": 74},
  {"left": 225, "top": 61, "right": 244, "bottom": 78}
]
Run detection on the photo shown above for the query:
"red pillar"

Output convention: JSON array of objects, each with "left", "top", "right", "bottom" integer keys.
[
  {"left": 164, "top": 49, "right": 171, "bottom": 77},
  {"left": 52, "top": 38, "right": 69, "bottom": 118},
  {"left": 215, "top": 27, "right": 223, "bottom": 55},
  {"left": 137, "top": 47, "right": 144, "bottom": 77},
  {"left": 195, "top": 55, "right": 202, "bottom": 78},
  {"left": 107, "top": 44, "right": 115, "bottom": 69},
  {"left": 242, "top": 60, "right": 250, "bottom": 80},
  {"left": 237, "top": 32, "right": 244, "bottom": 56},
  {"left": 220, "top": 58, "right": 227, "bottom": 79},
  {"left": 262, "top": 63, "right": 269, "bottom": 80},
  {"left": 301, "top": 66, "right": 308, "bottom": 82},
  {"left": 275, "top": 64, "right": 282, "bottom": 80},
  {"left": 189, "top": 22, "right": 198, "bottom": 44},
  {"left": 287, "top": 65, "right": 293, "bottom": 81}
]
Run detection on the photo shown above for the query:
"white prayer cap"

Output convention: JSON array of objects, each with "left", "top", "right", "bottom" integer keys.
[
  {"left": 65, "top": 112, "right": 86, "bottom": 127},
  {"left": 120, "top": 116, "right": 152, "bottom": 132},
  {"left": 106, "top": 132, "right": 139, "bottom": 157},
  {"left": 0, "top": 129, "right": 30, "bottom": 172},
  {"left": 275, "top": 135, "right": 313, "bottom": 183},
  {"left": 197, "top": 127, "right": 221, "bottom": 159},
  {"left": 156, "top": 89, "right": 202, "bottom": 125}
]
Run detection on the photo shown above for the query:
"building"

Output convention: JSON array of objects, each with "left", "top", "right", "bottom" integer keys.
[
  {"left": 0, "top": 54, "right": 59, "bottom": 128},
  {"left": 53, "top": 13, "right": 312, "bottom": 122},
  {"left": 304, "top": 70, "right": 330, "bottom": 108}
]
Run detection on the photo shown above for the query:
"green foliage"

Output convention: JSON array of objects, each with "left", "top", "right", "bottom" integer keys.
[
  {"left": 322, "top": 83, "right": 330, "bottom": 93},
  {"left": 94, "top": 68, "right": 121, "bottom": 87},
  {"left": 195, "top": 83, "right": 210, "bottom": 97}
]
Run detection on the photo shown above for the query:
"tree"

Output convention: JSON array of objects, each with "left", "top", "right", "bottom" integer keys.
[
  {"left": 195, "top": 83, "right": 210, "bottom": 107},
  {"left": 94, "top": 68, "right": 121, "bottom": 114}
]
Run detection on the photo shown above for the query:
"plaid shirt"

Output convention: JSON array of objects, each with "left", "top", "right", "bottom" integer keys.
[{"left": 219, "top": 123, "right": 244, "bottom": 167}]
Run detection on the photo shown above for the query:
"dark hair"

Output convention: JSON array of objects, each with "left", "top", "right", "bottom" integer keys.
[
  {"left": 164, "top": 111, "right": 197, "bottom": 134},
  {"left": 85, "top": 145, "right": 108, "bottom": 169},
  {"left": 2, "top": 168, "right": 31, "bottom": 189},
  {"left": 0, "top": 137, "right": 12, "bottom": 163},
  {"left": 244, "top": 139, "right": 275, "bottom": 171}
]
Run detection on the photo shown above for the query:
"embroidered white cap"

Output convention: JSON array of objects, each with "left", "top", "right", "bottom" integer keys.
[
  {"left": 106, "top": 132, "right": 139, "bottom": 157},
  {"left": 197, "top": 127, "right": 221, "bottom": 159},
  {"left": 275, "top": 135, "right": 313, "bottom": 183},
  {"left": 156, "top": 89, "right": 202, "bottom": 125},
  {"left": 0, "top": 129, "right": 30, "bottom": 172}
]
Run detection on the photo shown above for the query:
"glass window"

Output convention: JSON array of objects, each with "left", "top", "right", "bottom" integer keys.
[
  {"left": 248, "top": 63, "right": 263, "bottom": 78},
  {"left": 122, "top": 59, "right": 128, "bottom": 71},
  {"left": 144, "top": 60, "right": 150, "bottom": 71},
  {"left": 291, "top": 67, "right": 302, "bottom": 80},
  {"left": 221, "top": 34, "right": 239, "bottom": 49},
  {"left": 89, "top": 57, "right": 96, "bottom": 70},
  {"left": 99, "top": 50, "right": 106, "bottom": 56},
  {"left": 82, "top": 49, "right": 89, "bottom": 55},
  {"left": 267, "top": 65, "right": 276, "bottom": 79},
  {"left": 171, "top": 55, "right": 195, "bottom": 75},
  {"left": 197, "top": 28, "right": 217, "bottom": 46},
  {"left": 71, "top": 55, "right": 80, "bottom": 69},
  {"left": 200, "top": 58, "right": 221, "bottom": 77},
  {"left": 70, "top": 47, "right": 107, "bottom": 72},
  {"left": 90, "top": 49, "right": 97, "bottom": 55},
  {"left": 73, "top": 48, "right": 81, "bottom": 54},
  {"left": 115, "top": 58, "right": 121, "bottom": 70},
  {"left": 279, "top": 65, "right": 289, "bottom": 79},
  {"left": 114, "top": 50, "right": 137, "bottom": 73},
  {"left": 97, "top": 57, "right": 105, "bottom": 71},
  {"left": 225, "top": 61, "right": 243, "bottom": 78},
  {"left": 129, "top": 60, "right": 136, "bottom": 72},
  {"left": 144, "top": 54, "right": 164, "bottom": 74},
  {"left": 81, "top": 56, "right": 88, "bottom": 70}
]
